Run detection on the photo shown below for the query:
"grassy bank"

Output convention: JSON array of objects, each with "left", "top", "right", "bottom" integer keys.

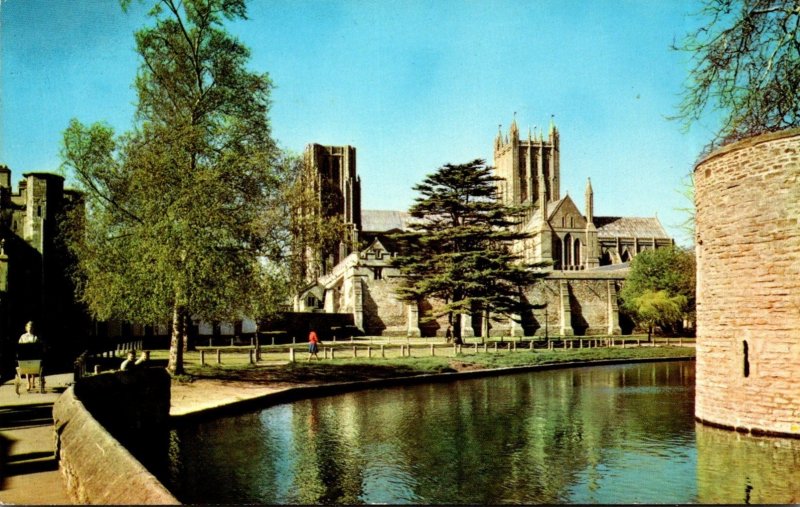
[{"left": 171, "top": 345, "right": 695, "bottom": 386}]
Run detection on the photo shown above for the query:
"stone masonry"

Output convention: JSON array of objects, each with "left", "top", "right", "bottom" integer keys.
[{"left": 694, "top": 128, "right": 800, "bottom": 437}]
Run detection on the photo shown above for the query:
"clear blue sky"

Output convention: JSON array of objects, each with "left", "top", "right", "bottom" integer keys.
[{"left": 1, "top": 0, "right": 714, "bottom": 246}]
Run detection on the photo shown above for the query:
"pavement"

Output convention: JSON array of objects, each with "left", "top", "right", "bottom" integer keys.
[{"left": 0, "top": 372, "right": 74, "bottom": 505}]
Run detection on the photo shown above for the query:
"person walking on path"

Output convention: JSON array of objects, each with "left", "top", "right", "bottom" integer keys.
[
  {"left": 17, "top": 321, "right": 40, "bottom": 392},
  {"left": 307, "top": 329, "right": 321, "bottom": 360}
]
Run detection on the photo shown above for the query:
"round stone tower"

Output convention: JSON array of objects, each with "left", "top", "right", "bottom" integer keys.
[{"left": 694, "top": 128, "right": 800, "bottom": 437}]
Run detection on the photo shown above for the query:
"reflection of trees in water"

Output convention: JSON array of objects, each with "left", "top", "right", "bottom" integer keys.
[
  {"left": 696, "top": 423, "right": 800, "bottom": 505},
  {"left": 168, "top": 361, "right": 703, "bottom": 504},
  {"left": 284, "top": 362, "right": 696, "bottom": 504}
]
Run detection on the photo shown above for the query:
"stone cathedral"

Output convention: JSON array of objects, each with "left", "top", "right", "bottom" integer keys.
[{"left": 296, "top": 116, "right": 673, "bottom": 337}]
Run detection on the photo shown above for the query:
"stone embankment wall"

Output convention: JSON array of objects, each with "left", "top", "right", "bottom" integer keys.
[
  {"left": 53, "top": 369, "right": 179, "bottom": 504},
  {"left": 694, "top": 128, "right": 800, "bottom": 437}
]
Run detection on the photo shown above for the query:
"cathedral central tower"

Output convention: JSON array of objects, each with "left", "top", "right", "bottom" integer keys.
[{"left": 493, "top": 115, "right": 560, "bottom": 211}]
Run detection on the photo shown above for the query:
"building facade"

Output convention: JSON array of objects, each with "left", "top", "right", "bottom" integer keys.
[
  {"left": 299, "top": 144, "right": 362, "bottom": 282},
  {"left": 0, "top": 167, "right": 87, "bottom": 372},
  {"left": 296, "top": 117, "right": 674, "bottom": 337}
]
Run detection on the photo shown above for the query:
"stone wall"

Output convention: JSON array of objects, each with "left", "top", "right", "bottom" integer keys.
[
  {"left": 694, "top": 128, "right": 800, "bottom": 437},
  {"left": 53, "top": 369, "right": 179, "bottom": 504},
  {"left": 362, "top": 273, "right": 415, "bottom": 336},
  {"left": 521, "top": 273, "right": 624, "bottom": 336}
]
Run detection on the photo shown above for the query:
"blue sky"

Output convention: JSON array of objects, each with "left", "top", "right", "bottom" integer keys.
[{"left": 1, "top": 0, "right": 713, "bottom": 245}]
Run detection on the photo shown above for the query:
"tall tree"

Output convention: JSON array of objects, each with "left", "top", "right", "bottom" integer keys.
[
  {"left": 392, "top": 159, "right": 548, "bottom": 339},
  {"left": 619, "top": 246, "right": 696, "bottom": 337},
  {"left": 674, "top": 0, "right": 800, "bottom": 146},
  {"left": 61, "top": 0, "right": 287, "bottom": 374}
]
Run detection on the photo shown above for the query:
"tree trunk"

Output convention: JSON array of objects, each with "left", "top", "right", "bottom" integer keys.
[
  {"left": 451, "top": 312, "right": 461, "bottom": 341},
  {"left": 168, "top": 302, "right": 185, "bottom": 375},
  {"left": 481, "top": 309, "right": 490, "bottom": 341},
  {"left": 181, "top": 308, "right": 189, "bottom": 353}
]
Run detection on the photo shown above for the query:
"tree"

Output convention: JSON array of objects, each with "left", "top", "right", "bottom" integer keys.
[
  {"left": 619, "top": 246, "right": 696, "bottom": 337},
  {"left": 60, "top": 0, "right": 288, "bottom": 374},
  {"left": 674, "top": 173, "right": 695, "bottom": 245},
  {"left": 627, "top": 291, "right": 687, "bottom": 341},
  {"left": 674, "top": 0, "right": 800, "bottom": 147},
  {"left": 391, "top": 159, "right": 548, "bottom": 340}
]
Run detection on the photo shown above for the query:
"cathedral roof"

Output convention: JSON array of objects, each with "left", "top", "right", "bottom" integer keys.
[
  {"left": 594, "top": 216, "right": 670, "bottom": 239},
  {"left": 361, "top": 210, "right": 414, "bottom": 233}
]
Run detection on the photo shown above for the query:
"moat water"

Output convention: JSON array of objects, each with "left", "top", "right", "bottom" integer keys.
[{"left": 164, "top": 361, "right": 800, "bottom": 504}]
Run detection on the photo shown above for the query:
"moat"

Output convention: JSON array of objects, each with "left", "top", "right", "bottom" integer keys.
[{"left": 164, "top": 361, "right": 800, "bottom": 504}]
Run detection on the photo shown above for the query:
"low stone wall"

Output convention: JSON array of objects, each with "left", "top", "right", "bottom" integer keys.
[{"left": 53, "top": 369, "right": 179, "bottom": 504}]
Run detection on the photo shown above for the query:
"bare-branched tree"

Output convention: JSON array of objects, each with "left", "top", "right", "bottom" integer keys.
[{"left": 674, "top": 0, "right": 800, "bottom": 149}]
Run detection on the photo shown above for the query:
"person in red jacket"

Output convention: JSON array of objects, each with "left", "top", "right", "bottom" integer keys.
[{"left": 307, "top": 329, "right": 320, "bottom": 360}]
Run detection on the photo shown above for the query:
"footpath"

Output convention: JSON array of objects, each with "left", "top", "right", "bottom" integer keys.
[
  {"left": 0, "top": 372, "right": 73, "bottom": 505},
  {"left": 0, "top": 370, "right": 300, "bottom": 505}
]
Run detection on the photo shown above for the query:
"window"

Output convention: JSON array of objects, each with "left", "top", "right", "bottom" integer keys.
[
  {"left": 743, "top": 340, "right": 750, "bottom": 377},
  {"left": 374, "top": 267, "right": 383, "bottom": 280}
]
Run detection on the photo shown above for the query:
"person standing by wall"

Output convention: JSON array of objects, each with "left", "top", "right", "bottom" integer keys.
[{"left": 17, "top": 321, "right": 40, "bottom": 391}]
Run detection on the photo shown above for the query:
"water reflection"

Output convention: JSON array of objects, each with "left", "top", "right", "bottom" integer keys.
[
  {"left": 696, "top": 423, "right": 800, "bottom": 504},
  {"left": 164, "top": 361, "right": 799, "bottom": 504}
]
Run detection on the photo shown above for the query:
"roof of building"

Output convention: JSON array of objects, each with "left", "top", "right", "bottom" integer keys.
[
  {"left": 594, "top": 216, "right": 670, "bottom": 239},
  {"left": 361, "top": 209, "right": 415, "bottom": 233}
]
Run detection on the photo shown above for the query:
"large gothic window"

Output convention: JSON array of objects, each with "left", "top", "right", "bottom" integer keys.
[
  {"left": 552, "top": 237, "right": 562, "bottom": 269},
  {"left": 563, "top": 234, "right": 572, "bottom": 267}
]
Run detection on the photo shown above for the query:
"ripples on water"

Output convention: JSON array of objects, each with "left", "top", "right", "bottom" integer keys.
[{"left": 165, "top": 361, "right": 800, "bottom": 504}]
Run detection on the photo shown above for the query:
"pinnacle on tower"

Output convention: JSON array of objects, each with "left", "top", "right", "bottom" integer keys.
[{"left": 585, "top": 177, "right": 594, "bottom": 225}]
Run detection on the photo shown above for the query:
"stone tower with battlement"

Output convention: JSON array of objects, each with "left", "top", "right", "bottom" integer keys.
[
  {"left": 493, "top": 116, "right": 560, "bottom": 210},
  {"left": 301, "top": 144, "right": 362, "bottom": 281}
]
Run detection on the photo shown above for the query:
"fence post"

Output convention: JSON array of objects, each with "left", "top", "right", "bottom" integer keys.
[
  {"left": 200, "top": 350, "right": 205, "bottom": 366},
  {"left": 353, "top": 346, "right": 357, "bottom": 358},
  {"left": 289, "top": 348, "right": 295, "bottom": 362},
  {"left": 381, "top": 344, "right": 385, "bottom": 358},
  {"left": 368, "top": 346, "right": 372, "bottom": 358},
  {"left": 431, "top": 343, "right": 435, "bottom": 357},
  {"left": 493, "top": 342, "right": 498, "bottom": 353},
  {"left": 216, "top": 349, "right": 222, "bottom": 364},
  {"left": 331, "top": 348, "right": 335, "bottom": 359}
]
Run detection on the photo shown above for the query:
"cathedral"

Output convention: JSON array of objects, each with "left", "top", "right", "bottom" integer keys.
[
  {"left": 296, "top": 116, "right": 673, "bottom": 337},
  {"left": 493, "top": 117, "right": 672, "bottom": 270}
]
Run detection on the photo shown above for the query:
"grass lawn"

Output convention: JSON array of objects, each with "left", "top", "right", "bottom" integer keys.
[{"left": 153, "top": 342, "right": 695, "bottom": 386}]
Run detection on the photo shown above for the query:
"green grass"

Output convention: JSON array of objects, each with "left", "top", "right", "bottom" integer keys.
[{"left": 167, "top": 344, "right": 695, "bottom": 385}]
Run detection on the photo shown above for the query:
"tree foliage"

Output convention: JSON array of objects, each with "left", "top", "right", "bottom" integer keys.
[
  {"left": 674, "top": 0, "right": 800, "bottom": 147},
  {"left": 61, "top": 0, "right": 289, "bottom": 374},
  {"left": 628, "top": 290, "right": 688, "bottom": 340},
  {"left": 674, "top": 173, "right": 695, "bottom": 245},
  {"left": 392, "top": 159, "right": 548, "bottom": 339},
  {"left": 620, "top": 246, "right": 695, "bottom": 335}
]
